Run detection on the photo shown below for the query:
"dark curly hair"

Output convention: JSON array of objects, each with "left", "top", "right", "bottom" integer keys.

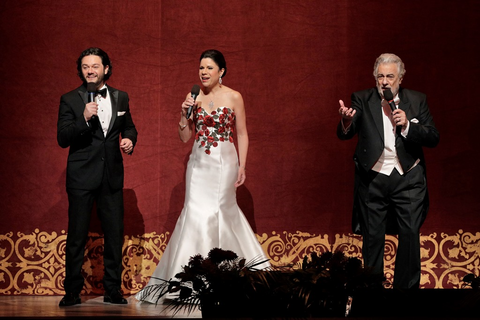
[
  {"left": 199, "top": 49, "right": 227, "bottom": 78},
  {"left": 76, "top": 47, "right": 112, "bottom": 82}
]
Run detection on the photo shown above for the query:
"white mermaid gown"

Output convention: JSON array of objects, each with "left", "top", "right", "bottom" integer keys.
[{"left": 136, "top": 107, "right": 270, "bottom": 303}]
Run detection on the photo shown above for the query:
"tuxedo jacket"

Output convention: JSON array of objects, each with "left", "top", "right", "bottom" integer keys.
[
  {"left": 337, "top": 87, "right": 439, "bottom": 234},
  {"left": 57, "top": 84, "right": 138, "bottom": 191}
]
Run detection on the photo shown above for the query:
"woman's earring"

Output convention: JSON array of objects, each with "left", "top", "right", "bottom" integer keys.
[{"left": 219, "top": 77, "right": 222, "bottom": 85}]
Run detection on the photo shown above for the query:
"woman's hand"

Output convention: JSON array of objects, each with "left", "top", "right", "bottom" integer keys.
[
  {"left": 235, "top": 167, "right": 246, "bottom": 187},
  {"left": 182, "top": 96, "right": 196, "bottom": 120}
]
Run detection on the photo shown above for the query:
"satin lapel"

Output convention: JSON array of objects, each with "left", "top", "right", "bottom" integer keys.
[
  {"left": 78, "top": 86, "right": 88, "bottom": 104},
  {"left": 398, "top": 90, "right": 410, "bottom": 115},
  {"left": 107, "top": 86, "right": 118, "bottom": 135},
  {"left": 368, "top": 96, "right": 385, "bottom": 142}
]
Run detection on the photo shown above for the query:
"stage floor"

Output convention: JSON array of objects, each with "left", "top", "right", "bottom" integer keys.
[
  {"left": 0, "top": 295, "right": 201, "bottom": 319},
  {"left": 0, "top": 290, "right": 478, "bottom": 319}
]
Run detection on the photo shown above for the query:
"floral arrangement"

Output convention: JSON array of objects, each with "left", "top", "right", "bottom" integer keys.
[
  {"left": 137, "top": 247, "right": 268, "bottom": 315},
  {"left": 137, "top": 248, "right": 384, "bottom": 318},
  {"left": 462, "top": 273, "right": 480, "bottom": 290},
  {"left": 461, "top": 273, "right": 480, "bottom": 315}
]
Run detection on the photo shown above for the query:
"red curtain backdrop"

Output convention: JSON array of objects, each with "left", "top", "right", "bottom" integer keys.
[{"left": 0, "top": 0, "right": 479, "bottom": 291}]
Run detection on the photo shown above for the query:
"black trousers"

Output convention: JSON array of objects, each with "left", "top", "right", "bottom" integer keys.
[
  {"left": 357, "top": 165, "right": 427, "bottom": 289},
  {"left": 64, "top": 173, "right": 124, "bottom": 294}
]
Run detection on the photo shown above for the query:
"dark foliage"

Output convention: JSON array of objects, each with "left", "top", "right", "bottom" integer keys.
[{"left": 138, "top": 248, "right": 384, "bottom": 317}]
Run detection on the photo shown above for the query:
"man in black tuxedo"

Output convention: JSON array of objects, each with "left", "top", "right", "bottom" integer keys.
[
  {"left": 337, "top": 53, "right": 439, "bottom": 289},
  {"left": 57, "top": 47, "right": 138, "bottom": 306}
]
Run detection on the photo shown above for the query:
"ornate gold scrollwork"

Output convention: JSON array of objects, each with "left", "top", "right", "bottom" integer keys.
[{"left": 0, "top": 229, "right": 478, "bottom": 295}]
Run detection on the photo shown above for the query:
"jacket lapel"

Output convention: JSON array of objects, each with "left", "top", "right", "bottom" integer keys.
[
  {"left": 106, "top": 85, "right": 118, "bottom": 136},
  {"left": 398, "top": 88, "right": 410, "bottom": 114},
  {"left": 368, "top": 92, "right": 385, "bottom": 142},
  {"left": 78, "top": 86, "right": 88, "bottom": 104}
]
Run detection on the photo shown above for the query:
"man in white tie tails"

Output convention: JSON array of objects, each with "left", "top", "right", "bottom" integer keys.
[{"left": 337, "top": 53, "right": 439, "bottom": 289}]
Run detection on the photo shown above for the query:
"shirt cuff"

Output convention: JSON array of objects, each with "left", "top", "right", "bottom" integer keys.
[
  {"left": 401, "top": 120, "right": 410, "bottom": 137},
  {"left": 341, "top": 119, "right": 351, "bottom": 134}
]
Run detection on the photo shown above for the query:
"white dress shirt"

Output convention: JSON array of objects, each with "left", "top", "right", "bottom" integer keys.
[
  {"left": 96, "top": 85, "right": 112, "bottom": 137},
  {"left": 372, "top": 96, "right": 404, "bottom": 176}
]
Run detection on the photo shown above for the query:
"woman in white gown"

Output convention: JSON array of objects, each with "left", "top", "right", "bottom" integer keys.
[{"left": 136, "top": 49, "right": 270, "bottom": 303}]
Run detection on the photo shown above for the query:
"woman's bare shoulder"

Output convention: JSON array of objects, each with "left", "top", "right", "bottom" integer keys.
[{"left": 222, "top": 86, "right": 243, "bottom": 101}]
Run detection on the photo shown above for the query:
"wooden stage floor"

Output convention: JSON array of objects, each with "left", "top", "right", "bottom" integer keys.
[
  {"left": 0, "top": 289, "right": 478, "bottom": 319},
  {"left": 0, "top": 295, "right": 201, "bottom": 319}
]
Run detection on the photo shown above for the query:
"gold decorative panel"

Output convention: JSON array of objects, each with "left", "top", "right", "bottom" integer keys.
[{"left": 0, "top": 229, "right": 478, "bottom": 295}]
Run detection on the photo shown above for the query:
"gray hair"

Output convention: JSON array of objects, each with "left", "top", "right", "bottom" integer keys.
[{"left": 373, "top": 53, "right": 406, "bottom": 79}]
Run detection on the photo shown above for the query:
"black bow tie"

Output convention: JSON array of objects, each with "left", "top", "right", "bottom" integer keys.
[{"left": 97, "top": 88, "right": 107, "bottom": 98}]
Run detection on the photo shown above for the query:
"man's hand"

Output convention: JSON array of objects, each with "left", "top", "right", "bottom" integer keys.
[
  {"left": 83, "top": 102, "right": 98, "bottom": 121},
  {"left": 338, "top": 100, "right": 356, "bottom": 120},
  {"left": 120, "top": 138, "right": 134, "bottom": 154},
  {"left": 392, "top": 109, "right": 408, "bottom": 131},
  {"left": 338, "top": 100, "right": 356, "bottom": 129}
]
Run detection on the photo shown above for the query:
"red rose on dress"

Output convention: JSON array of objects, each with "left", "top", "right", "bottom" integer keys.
[
  {"left": 195, "top": 107, "right": 236, "bottom": 155},
  {"left": 204, "top": 115, "right": 215, "bottom": 127}
]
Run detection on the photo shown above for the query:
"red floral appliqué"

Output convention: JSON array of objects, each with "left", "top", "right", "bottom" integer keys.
[{"left": 194, "top": 107, "right": 235, "bottom": 155}]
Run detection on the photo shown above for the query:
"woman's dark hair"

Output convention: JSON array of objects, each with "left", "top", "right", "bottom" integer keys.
[
  {"left": 199, "top": 49, "right": 227, "bottom": 78},
  {"left": 76, "top": 47, "right": 112, "bottom": 82}
]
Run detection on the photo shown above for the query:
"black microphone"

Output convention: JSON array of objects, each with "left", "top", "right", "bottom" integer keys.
[
  {"left": 186, "top": 84, "right": 201, "bottom": 119},
  {"left": 87, "top": 83, "right": 97, "bottom": 121},
  {"left": 383, "top": 88, "right": 397, "bottom": 113},
  {"left": 87, "top": 83, "right": 97, "bottom": 103}
]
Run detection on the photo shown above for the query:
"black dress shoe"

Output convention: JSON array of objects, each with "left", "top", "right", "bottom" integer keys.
[
  {"left": 104, "top": 289, "right": 128, "bottom": 304},
  {"left": 59, "top": 292, "right": 81, "bottom": 307}
]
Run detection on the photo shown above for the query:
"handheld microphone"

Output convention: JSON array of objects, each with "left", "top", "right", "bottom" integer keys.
[
  {"left": 87, "top": 83, "right": 96, "bottom": 103},
  {"left": 87, "top": 83, "right": 97, "bottom": 121},
  {"left": 186, "top": 84, "right": 201, "bottom": 119},
  {"left": 383, "top": 88, "right": 397, "bottom": 113}
]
